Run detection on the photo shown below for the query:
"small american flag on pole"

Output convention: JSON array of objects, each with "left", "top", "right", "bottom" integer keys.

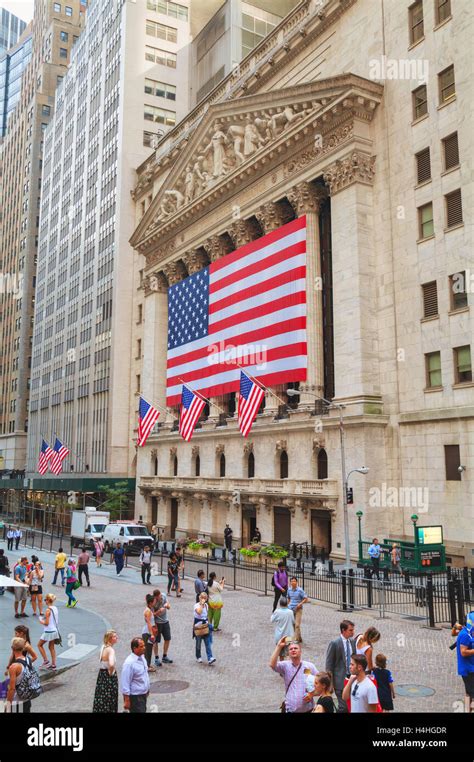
[
  {"left": 49, "top": 438, "right": 70, "bottom": 475},
  {"left": 38, "top": 439, "right": 53, "bottom": 475},
  {"left": 179, "top": 385, "right": 206, "bottom": 442},
  {"left": 238, "top": 371, "right": 265, "bottom": 437},
  {"left": 137, "top": 396, "right": 160, "bottom": 447}
]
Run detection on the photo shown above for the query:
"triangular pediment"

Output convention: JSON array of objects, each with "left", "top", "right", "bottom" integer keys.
[{"left": 131, "top": 74, "right": 383, "bottom": 252}]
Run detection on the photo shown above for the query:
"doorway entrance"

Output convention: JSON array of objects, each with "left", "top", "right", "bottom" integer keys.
[
  {"left": 273, "top": 506, "right": 291, "bottom": 546},
  {"left": 241, "top": 504, "right": 256, "bottom": 547},
  {"left": 311, "top": 509, "right": 331, "bottom": 554},
  {"left": 170, "top": 498, "right": 178, "bottom": 539},
  {"left": 151, "top": 496, "right": 158, "bottom": 525}
]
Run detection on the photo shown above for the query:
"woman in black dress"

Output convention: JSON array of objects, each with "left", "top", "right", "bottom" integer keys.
[
  {"left": 311, "top": 672, "right": 336, "bottom": 713},
  {"left": 93, "top": 630, "right": 118, "bottom": 712}
]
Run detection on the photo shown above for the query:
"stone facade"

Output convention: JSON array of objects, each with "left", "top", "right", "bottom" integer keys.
[{"left": 129, "top": 0, "right": 473, "bottom": 565}]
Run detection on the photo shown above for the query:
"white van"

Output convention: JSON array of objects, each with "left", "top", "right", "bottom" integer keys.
[{"left": 103, "top": 522, "right": 154, "bottom": 554}]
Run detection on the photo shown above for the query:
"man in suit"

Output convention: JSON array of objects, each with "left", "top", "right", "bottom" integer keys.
[{"left": 325, "top": 619, "right": 356, "bottom": 712}]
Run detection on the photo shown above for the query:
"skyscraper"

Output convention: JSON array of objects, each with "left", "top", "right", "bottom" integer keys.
[
  {"left": 0, "top": 1, "right": 85, "bottom": 487},
  {"left": 0, "top": 7, "right": 27, "bottom": 54}
]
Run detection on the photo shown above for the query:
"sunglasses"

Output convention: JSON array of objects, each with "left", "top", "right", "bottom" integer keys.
[{"left": 351, "top": 684, "right": 359, "bottom": 698}]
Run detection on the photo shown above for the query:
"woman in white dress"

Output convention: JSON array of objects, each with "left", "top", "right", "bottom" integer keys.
[
  {"left": 355, "top": 626, "right": 380, "bottom": 673},
  {"left": 37, "top": 593, "right": 60, "bottom": 670}
]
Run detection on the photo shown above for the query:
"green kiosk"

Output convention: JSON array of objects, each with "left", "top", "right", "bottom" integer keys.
[{"left": 357, "top": 513, "right": 447, "bottom": 574}]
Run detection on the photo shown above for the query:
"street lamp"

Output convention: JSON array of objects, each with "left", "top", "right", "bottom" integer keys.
[
  {"left": 286, "top": 388, "right": 369, "bottom": 567},
  {"left": 356, "top": 511, "right": 364, "bottom": 562}
]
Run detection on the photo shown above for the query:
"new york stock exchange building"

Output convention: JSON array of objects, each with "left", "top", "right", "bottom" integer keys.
[{"left": 129, "top": 0, "right": 472, "bottom": 565}]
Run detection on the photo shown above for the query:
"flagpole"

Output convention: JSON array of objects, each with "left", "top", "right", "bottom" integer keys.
[
  {"left": 235, "top": 363, "right": 288, "bottom": 407},
  {"left": 140, "top": 394, "right": 179, "bottom": 421},
  {"left": 177, "top": 379, "right": 226, "bottom": 414}
]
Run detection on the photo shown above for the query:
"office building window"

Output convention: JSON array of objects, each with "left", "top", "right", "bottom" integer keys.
[
  {"left": 445, "top": 189, "right": 463, "bottom": 228},
  {"left": 444, "top": 445, "right": 461, "bottom": 481},
  {"left": 144, "top": 104, "right": 176, "bottom": 126},
  {"left": 412, "top": 84, "right": 427, "bottom": 119},
  {"left": 145, "top": 46, "right": 177, "bottom": 67},
  {"left": 426, "top": 351, "right": 442, "bottom": 388},
  {"left": 442, "top": 132, "right": 459, "bottom": 170},
  {"left": 65, "top": 6, "right": 72, "bottom": 15},
  {"left": 438, "top": 65, "right": 455, "bottom": 104},
  {"left": 422, "top": 281, "right": 438, "bottom": 318},
  {"left": 435, "top": 0, "right": 451, "bottom": 24},
  {"left": 146, "top": 0, "right": 188, "bottom": 20},
  {"left": 418, "top": 202, "right": 434, "bottom": 239},
  {"left": 416, "top": 147, "right": 431, "bottom": 184},
  {"left": 60, "top": 31, "right": 68, "bottom": 41},
  {"left": 409, "top": 0, "right": 424, "bottom": 43},
  {"left": 449, "top": 272, "right": 468, "bottom": 311},
  {"left": 454, "top": 346, "right": 472, "bottom": 383},
  {"left": 146, "top": 19, "right": 177, "bottom": 42},
  {"left": 42, "top": 105, "right": 51, "bottom": 116},
  {"left": 59, "top": 47, "right": 67, "bottom": 58},
  {"left": 144, "top": 78, "right": 176, "bottom": 99},
  {"left": 241, "top": 10, "right": 278, "bottom": 58},
  {"left": 54, "top": 2, "right": 61, "bottom": 11}
]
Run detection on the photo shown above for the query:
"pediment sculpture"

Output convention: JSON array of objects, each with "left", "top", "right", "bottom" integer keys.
[{"left": 152, "top": 104, "right": 315, "bottom": 225}]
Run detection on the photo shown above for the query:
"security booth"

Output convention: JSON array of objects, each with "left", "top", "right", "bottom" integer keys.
[{"left": 356, "top": 513, "right": 446, "bottom": 574}]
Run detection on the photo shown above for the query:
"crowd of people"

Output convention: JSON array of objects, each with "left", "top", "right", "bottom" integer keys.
[{"left": 1, "top": 532, "right": 473, "bottom": 715}]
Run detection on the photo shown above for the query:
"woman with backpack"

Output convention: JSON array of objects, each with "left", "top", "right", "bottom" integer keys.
[
  {"left": 6, "top": 637, "right": 42, "bottom": 712},
  {"left": 37, "top": 593, "right": 60, "bottom": 670},
  {"left": 65, "top": 558, "right": 79, "bottom": 608},
  {"left": 6, "top": 625, "right": 37, "bottom": 671}
]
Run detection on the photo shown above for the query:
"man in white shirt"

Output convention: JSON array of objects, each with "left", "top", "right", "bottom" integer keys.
[
  {"left": 120, "top": 637, "right": 150, "bottom": 713},
  {"left": 270, "top": 596, "right": 295, "bottom": 652},
  {"left": 342, "top": 654, "right": 378, "bottom": 713}
]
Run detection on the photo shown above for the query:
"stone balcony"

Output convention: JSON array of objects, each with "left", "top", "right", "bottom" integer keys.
[{"left": 139, "top": 475, "right": 339, "bottom": 505}]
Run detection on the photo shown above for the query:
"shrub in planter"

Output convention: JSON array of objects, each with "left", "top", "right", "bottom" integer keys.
[{"left": 260, "top": 544, "right": 288, "bottom": 560}]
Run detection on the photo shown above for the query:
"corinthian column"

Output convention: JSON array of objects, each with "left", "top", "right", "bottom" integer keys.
[
  {"left": 323, "top": 151, "right": 378, "bottom": 404},
  {"left": 287, "top": 182, "right": 327, "bottom": 408},
  {"left": 144, "top": 271, "right": 169, "bottom": 412}
]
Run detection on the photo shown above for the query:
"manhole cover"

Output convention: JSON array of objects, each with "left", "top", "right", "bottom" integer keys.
[
  {"left": 396, "top": 684, "right": 435, "bottom": 697},
  {"left": 402, "top": 615, "right": 426, "bottom": 621},
  {"left": 149, "top": 680, "right": 190, "bottom": 694}
]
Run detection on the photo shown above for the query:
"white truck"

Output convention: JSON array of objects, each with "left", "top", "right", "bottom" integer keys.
[{"left": 71, "top": 508, "right": 110, "bottom": 549}]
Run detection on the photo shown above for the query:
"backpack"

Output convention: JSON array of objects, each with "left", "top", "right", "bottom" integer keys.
[
  {"left": 14, "top": 656, "right": 43, "bottom": 701},
  {"left": 271, "top": 574, "right": 276, "bottom": 587}
]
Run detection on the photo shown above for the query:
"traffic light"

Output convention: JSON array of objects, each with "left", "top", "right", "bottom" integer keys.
[{"left": 346, "top": 487, "right": 353, "bottom": 504}]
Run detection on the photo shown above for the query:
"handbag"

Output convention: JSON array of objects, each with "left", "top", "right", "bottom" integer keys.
[
  {"left": 72, "top": 580, "right": 81, "bottom": 590},
  {"left": 193, "top": 622, "right": 210, "bottom": 638},
  {"left": 280, "top": 663, "right": 302, "bottom": 713}
]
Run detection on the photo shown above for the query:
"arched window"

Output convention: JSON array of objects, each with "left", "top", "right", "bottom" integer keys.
[
  {"left": 280, "top": 450, "right": 288, "bottom": 479},
  {"left": 154, "top": 457, "right": 158, "bottom": 476},
  {"left": 248, "top": 451, "right": 255, "bottom": 479},
  {"left": 317, "top": 449, "right": 328, "bottom": 479},
  {"left": 173, "top": 455, "right": 178, "bottom": 476},
  {"left": 195, "top": 454, "right": 200, "bottom": 477},
  {"left": 219, "top": 453, "right": 226, "bottom": 477}
]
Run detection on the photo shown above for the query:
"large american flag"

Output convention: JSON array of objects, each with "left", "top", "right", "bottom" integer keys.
[
  {"left": 179, "top": 385, "right": 206, "bottom": 442},
  {"left": 137, "top": 396, "right": 160, "bottom": 446},
  {"left": 49, "top": 437, "right": 70, "bottom": 475},
  {"left": 38, "top": 439, "right": 53, "bottom": 475},
  {"left": 238, "top": 371, "right": 265, "bottom": 437},
  {"left": 166, "top": 217, "right": 307, "bottom": 405}
]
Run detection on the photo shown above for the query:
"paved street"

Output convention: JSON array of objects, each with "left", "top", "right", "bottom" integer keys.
[{"left": 0, "top": 540, "right": 463, "bottom": 713}]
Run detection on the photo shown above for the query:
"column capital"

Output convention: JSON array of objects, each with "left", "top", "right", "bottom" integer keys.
[
  {"left": 229, "top": 218, "right": 261, "bottom": 249},
  {"left": 323, "top": 151, "right": 376, "bottom": 196},
  {"left": 287, "top": 182, "right": 328, "bottom": 216},
  {"left": 144, "top": 270, "right": 168, "bottom": 295},
  {"left": 203, "top": 235, "right": 234, "bottom": 262},
  {"left": 163, "top": 259, "right": 187, "bottom": 285},
  {"left": 183, "top": 249, "right": 209, "bottom": 275},
  {"left": 255, "top": 200, "right": 293, "bottom": 234}
]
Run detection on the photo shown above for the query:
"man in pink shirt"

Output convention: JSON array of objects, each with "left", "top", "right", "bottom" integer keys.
[{"left": 270, "top": 637, "right": 318, "bottom": 712}]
